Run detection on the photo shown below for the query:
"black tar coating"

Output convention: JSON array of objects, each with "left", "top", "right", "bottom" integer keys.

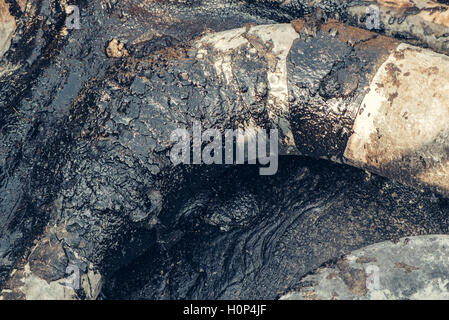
[
  {"left": 287, "top": 26, "right": 389, "bottom": 160},
  {"left": 287, "top": 30, "right": 355, "bottom": 159},
  {"left": 0, "top": 0, "right": 448, "bottom": 298},
  {"left": 53, "top": 34, "right": 274, "bottom": 284}
]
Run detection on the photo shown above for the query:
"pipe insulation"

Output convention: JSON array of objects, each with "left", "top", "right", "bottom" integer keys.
[{"left": 197, "top": 20, "right": 449, "bottom": 196}]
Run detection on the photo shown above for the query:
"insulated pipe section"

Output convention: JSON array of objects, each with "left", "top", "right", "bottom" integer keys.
[
  {"left": 345, "top": 0, "right": 449, "bottom": 55},
  {"left": 197, "top": 20, "right": 449, "bottom": 196},
  {"left": 258, "top": 0, "right": 449, "bottom": 56}
]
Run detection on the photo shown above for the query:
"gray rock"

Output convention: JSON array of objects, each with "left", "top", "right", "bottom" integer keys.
[{"left": 281, "top": 235, "right": 449, "bottom": 300}]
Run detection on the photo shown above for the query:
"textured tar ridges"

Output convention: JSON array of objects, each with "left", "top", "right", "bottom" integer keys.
[
  {"left": 104, "top": 158, "right": 449, "bottom": 299},
  {"left": 287, "top": 20, "right": 398, "bottom": 160}
]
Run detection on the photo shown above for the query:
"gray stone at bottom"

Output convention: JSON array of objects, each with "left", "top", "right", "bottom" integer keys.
[{"left": 281, "top": 235, "right": 449, "bottom": 300}]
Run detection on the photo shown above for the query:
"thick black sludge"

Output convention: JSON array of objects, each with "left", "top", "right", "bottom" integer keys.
[
  {"left": 0, "top": 0, "right": 448, "bottom": 299},
  {"left": 101, "top": 158, "right": 449, "bottom": 299}
]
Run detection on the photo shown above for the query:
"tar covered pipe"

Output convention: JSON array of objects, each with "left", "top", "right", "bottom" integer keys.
[
  {"left": 1, "top": 19, "right": 448, "bottom": 300},
  {"left": 256, "top": 0, "right": 449, "bottom": 56},
  {"left": 343, "top": 0, "right": 449, "bottom": 55},
  {"left": 195, "top": 20, "right": 449, "bottom": 196}
]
